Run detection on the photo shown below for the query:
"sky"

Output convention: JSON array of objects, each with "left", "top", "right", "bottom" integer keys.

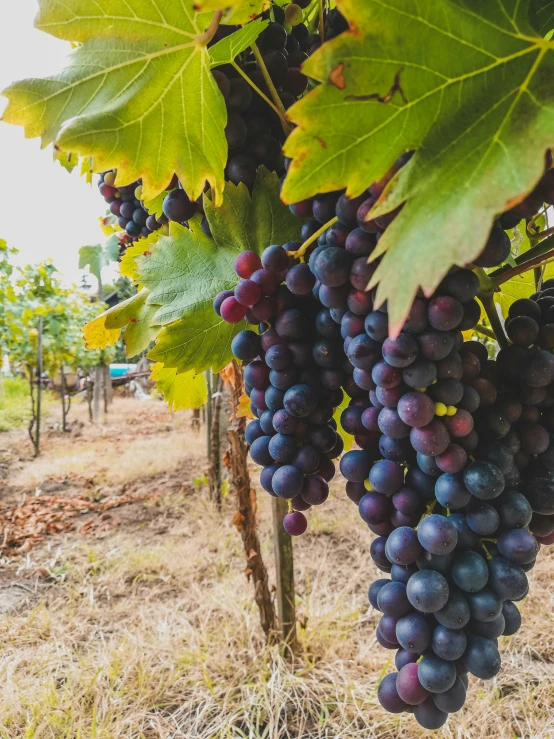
[{"left": 0, "top": 1, "right": 117, "bottom": 288}]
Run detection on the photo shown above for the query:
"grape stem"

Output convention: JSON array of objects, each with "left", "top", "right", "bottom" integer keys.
[
  {"left": 318, "top": 0, "right": 325, "bottom": 41},
  {"left": 196, "top": 10, "right": 223, "bottom": 45},
  {"left": 251, "top": 42, "right": 292, "bottom": 135},
  {"left": 479, "top": 542, "right": 493, "bottom": 560},
  {"left": 473, "top": 324, "right": 496, "bottom": 341},
  {"left": 415, "top": 499, "right": 436, "bottom": 530},
  {"left": 489, "top": 232, "right": 554, "bottom": 286},
  {"left": 230, "top": 61, "right": 289, "bottom": 125},
  {"left": 287, "top": 216, "right": 339, "bottom": 259},
  {"left": 479, "top": 293, "right": 508, "bottom": 349}
]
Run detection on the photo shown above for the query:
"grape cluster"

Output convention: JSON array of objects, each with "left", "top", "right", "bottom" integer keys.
[
  {"left": 215, "top": 145, "right": 554, "bottom": 727},
  {"left": 215, "top": 246, "right": 345, "bottom": 536},
  {"left": 209, "top": 7, "right": 316, "bottom": 205},
  {"left": 97, "top": 171, "right": 167, "bottom": 242}
]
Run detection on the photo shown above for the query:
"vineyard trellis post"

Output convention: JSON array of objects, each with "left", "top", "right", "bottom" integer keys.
[
  {"left": 227, "top": 360, "right": 276, "bottom": 639},
  {"left": 271, "top": 496, "right": 297, "bottom": 652}
]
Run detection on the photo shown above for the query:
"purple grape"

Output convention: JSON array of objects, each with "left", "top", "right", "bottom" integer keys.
[{"left": 283, "top": 511, "right": 307, "bottom": 536}]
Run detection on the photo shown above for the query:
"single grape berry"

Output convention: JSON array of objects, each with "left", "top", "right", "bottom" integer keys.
[{"left": 283, "top": 511, "right": 308, "bottom": 536}]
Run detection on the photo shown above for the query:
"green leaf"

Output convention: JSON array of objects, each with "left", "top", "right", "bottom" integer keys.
[
  {"left": 140, "top": 220, "right": 239, "bottom": 326},
  {"left": 282, "top": 0, "right": 554, "bottom": 333},
  {"left": 53, "top": 149, "right": 79, "bottom": 173},
  {"left": 2, "top": 0, "right": 227, "bottom": 203},
  {"left": 141, "top": 168, "right": 303, "bottom": 376},
  {"left": 83, "top": 289, "right": 156, "bottom": 351},
  {"left": 105, "top": 235, "right": 122, "bottom": 263},
  {"left": 79, "top": 242, "right": 119, "bottom": 281},
  {"left": 139, "top": 169, "right": 304, "bottom": 326},
  {"left": 151, "top": 363, "right": 208, "bottom": 410},
  {"left": 78, "top": 245, "right": 105, "bottom": 282},
  {"left": 210, "top": 19, "right": 269, "bottom": 67},
  {"left": 193, "top": 0, "right": 270, "bottom": 24},
  {"left": 530, "top": 0, "right": 554, "bottom": 37},
  {"left": 148, "top": 308, "right": 247, "bottom": 374},
  {"left": 494, "top": 272, "right": 536, "bottom": 317},
  {"left": 204, "top": 166, "right": 304, "bottom": 253},
  {"left": 122, "top": 303, "right": 159, "bottom": 358}
]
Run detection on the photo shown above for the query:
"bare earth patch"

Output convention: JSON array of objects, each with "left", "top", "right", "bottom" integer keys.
[{"left": 0, "top": 397, "right": 553, "bottom": 738}]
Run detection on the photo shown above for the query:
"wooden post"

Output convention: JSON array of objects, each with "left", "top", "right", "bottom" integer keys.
[
  {"left": 207, "top": 373, "right": 223, "bottom": 511},
  {"left": 35, "top": 317, "right": 43, "bottom": 457},
  {"left": 60, "top": 366, "right": 69, "bottom": 432},
  {"left": 103, "top": 364, "right": 113, "bottom": 410},
  {"left": 227, "top": 360, "right": 276, "bottom": 639},
  {"left": 93, "top": 365, "right": 103, "bottom": 424},
  {"left": 27, "top": 363, "right": 37, "bottom": 453},
  {"left": 86, "top": 373, "right": 93, "bottom": 423},
  {"left": 272, "top": 496, "right": 297, "bottom": 651},
  {"left": 206, "top": 370, "right": 213, "bottom": 457}
]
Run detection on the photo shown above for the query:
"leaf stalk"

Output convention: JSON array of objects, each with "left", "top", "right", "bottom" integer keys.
[{"left": 197, "top": 10, "right": 223, "bottom": 46}]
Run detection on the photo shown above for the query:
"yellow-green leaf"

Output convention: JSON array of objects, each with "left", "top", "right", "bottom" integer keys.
[
  {"left": 2, "top": 0, "right": 227, "bottom": 203},
  {"left": 495, "top": 273, "right": 536, "bottom": 317},
  {"left": 151, "top": 363, "right": 208, "bottom": 410},
  {"left": 194, "top": 0, "right": 270, "bottom": 24}
]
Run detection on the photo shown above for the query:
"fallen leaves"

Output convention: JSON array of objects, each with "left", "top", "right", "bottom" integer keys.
[{"left": 0, "top": 489, "right": 168, "bottom": 556}]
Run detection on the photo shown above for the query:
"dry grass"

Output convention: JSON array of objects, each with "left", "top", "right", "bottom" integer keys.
[
  {"left": 0, "top": 399, "right": 554, "bottom": 738},
  {"left": 8, "top": 397, "right": 202, "bottom": 489}
]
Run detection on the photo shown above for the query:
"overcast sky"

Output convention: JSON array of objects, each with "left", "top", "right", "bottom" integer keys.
[{"left": 0, "top": 1, "right": 117, "bottom": 287}]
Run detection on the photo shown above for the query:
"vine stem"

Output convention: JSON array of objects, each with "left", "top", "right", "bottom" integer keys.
[
  {"left": 196, "top": 10, "right": 223, "bottom": 45},
  {"left": 479, "top": 293, "right": 508, "bottom": 349},
  {"left": 251, "top": 42, "right": 292, "bottom": 135},
  {"left": 287, "top": 216, "right": 338, "bottom": 258},
  {"left": 473, "top": 324, "right": 496, "bottom": 341},
  {"left": 493, "top": 245, "right": 554, "bottom": 285},
  {"left": 230, "top": 61, "right": 288, "bottom": 125},
  {"left": 318, "top": 0, "right": 325, "bottom": 41},
  {"left": 490, "top": 232, "right": 554, "bottom": 286}
]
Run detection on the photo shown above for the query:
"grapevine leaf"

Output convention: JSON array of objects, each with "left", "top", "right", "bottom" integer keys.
[
  {"left": 78, "top": 245, "right": 106, "bottom": 282},
  {"left": 494, "top": 272, "right": 536, "bottom": 317},
  {"left": 237, "top": 392, "right": 256, "bottom": 419},
  {"left": 150, "top": 363, "right": 208, "bottom": 410},
  {"left": 79, "top": 242, "right": 119, "bottom": 281},
  {"left": 121, "top": 303, "right": 159, "bottom": 358},
  {"left": 143, "top": 191, "right": 172, "bottom": 221},
  {"left": 105, "top": 236, "right": 122, "bottom": 263},
  {"left": 53, "top": 149, "right": 79, "bottom": 173},
  {"left": 82, "top": 314, "right": 121, "bottom": 351},
  {"left": 530, "top": 0, "right": 554, "bottom": 37},
  {"left": 140, "top": 170, "right": 304, "bottom": 325},
  {"left": 83, "top": 290, "right": 153, "bottom": 350},
  {"left": 209, "top": 19, "right": 269, "bottom": 66},
  {"left": 204, "top": 167, "right": 304, "bottom": 253},
  {"left": 119, "top": 233, "right": 162, "bottom": 285},
  {"left": 147, "top": 307, "right": 247, "bottom": 374},
  {"left": 282, "top": 0, "right": 554, "bottom": 333},
  {"left": 139, "top": 220, "right": 238, "bottom": 325},
  {"left": 193, "top": 0, "right": 270, "bottom": 24},
  {"left": 2, "top": 0, "right": 227, "bottom": 203}
]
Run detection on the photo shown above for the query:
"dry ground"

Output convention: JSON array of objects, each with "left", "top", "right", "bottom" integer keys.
[{"left": 0, "top": 396, "right": 553, "bottom": 738}]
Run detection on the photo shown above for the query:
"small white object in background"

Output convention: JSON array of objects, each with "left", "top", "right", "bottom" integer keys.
[{"left": 128, "top": 380, "right": 151, "bottom": 401}]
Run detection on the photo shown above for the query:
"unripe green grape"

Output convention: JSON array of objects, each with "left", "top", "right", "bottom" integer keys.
[
  {"left": 283, "top": 20, "right": 292, "bottom": 33},
  {"left": 285, "top": 3, "right": 303, "bottom": 26}
]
